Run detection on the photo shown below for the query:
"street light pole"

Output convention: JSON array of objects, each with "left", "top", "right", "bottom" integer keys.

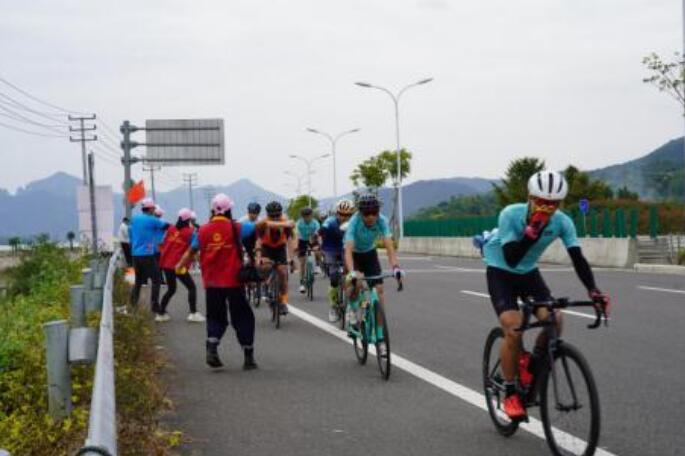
[
  {"left": 306, "top": 128, "right": 361, "bottom": 198},
  {"left": 284, "top": 170, "right": 305, "bottom": 195},
  {"left": 355, "top": 78, "right": 433, "bottom": 240},
  {"left": 289, "top": 154, "right": 330, "bottom": 207}
]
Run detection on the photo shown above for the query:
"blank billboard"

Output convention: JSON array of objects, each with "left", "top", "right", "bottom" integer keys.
[{"left": 144, "top": 118, "right": 224, "bottom": 166}]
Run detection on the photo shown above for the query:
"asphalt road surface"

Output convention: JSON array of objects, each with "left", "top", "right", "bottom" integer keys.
[{"left": 157, "top": 254, "right": 685, "bottom": 455}]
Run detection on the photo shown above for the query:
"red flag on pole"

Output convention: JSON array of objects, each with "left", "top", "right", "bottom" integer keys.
[{"left": 127, "top": 180, "right": 146, "bottom": 204}]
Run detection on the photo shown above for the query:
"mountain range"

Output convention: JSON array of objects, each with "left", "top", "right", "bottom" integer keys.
[{"left": 1, "top": 136, "right": 682, "bottom": 240}]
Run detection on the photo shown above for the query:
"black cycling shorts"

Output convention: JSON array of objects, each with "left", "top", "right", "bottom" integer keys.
[
  {"left": 486, "top": 266, "right": 551, "bottom": 316},
  {"left": 352, "top": 249, "right": 383, "bottom": 287},
  {"left": 261, "top": 245, "right": 288, "bottom": 266},
  {"left": 297, "top": 239, "right": 318, "bottom": 258}
]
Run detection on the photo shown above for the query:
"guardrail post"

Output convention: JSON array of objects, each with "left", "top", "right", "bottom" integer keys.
[
  {"left": 82, "top": 268, "right": 94, "bottom": 291},
  {"left": 69, "top": 285, "right": 86, "bottom": 328},
  {"left": 43, "top": 320, "right": 72, "bottom": 419}
]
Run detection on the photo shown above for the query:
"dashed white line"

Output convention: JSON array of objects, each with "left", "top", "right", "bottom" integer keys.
[
  {"left": 288, "top": 304, "right": 617, "bottom": 456},
  {"left": 637, "top": 286, "right": 685, "bottom": 295}
]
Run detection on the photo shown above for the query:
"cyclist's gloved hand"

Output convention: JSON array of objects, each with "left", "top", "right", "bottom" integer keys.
[
  {"left": 392, "top": 265, "right": 404, "bottom": 280},
  {"left": 589, "top": 288, "right": 611, "bottom": 317},
  {"left": 524, "top": 211, "right": 550, "bottom": 240}
]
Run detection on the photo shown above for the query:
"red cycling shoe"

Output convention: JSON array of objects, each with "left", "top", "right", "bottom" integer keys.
[{"left": 503, "top": 394, "right": 527, "bottom": 420}]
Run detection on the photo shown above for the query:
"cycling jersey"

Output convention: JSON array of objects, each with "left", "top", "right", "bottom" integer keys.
[
  {"left": 319, "top": 216, "right": 345, "bottom": 253},
  {"left": 256, "top": 216, "right": 292, "bottom": 248},
  {"left": 296, "top": 218, "right": 320, "bottom": 241},
  {"left": 483, "top": 203, "right": 579, "bottom": 274},
  {"left": 130, "top": 213, "right": 169, "bottom": 256},
  {"left": 343, "top": 213, "right": 392, "bottom": 253}
]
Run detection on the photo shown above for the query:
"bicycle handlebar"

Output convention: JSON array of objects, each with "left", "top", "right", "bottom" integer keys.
[
  {"left": 351, "top": 271, "right": 404, "bottom": 292},
  {"left": 515, "top": 297, "right": 609, "bottom": 332}
]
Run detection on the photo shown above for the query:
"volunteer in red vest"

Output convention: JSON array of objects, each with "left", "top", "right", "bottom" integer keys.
[
  {"left": 158, "top": 208, "right": 205, "bottom": 323},
  {"left": 177, "top": 193, "right": 257, "bottom": 370}
]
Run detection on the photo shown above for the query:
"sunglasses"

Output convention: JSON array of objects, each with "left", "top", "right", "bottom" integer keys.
[
  {"left": 530, "top": 197, "right": 560, "bottom": 214},
  {"left": 361, "top": 210, "right": 379, "bottom": 217}
]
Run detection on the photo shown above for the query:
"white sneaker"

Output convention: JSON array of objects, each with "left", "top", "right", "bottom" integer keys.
[
  {"left": 299, "top": 284, "right": 306, "bottom": 294},
  {"left": 155, "top": 313, "right": 171, "bottom": 322},
  {"left": 328, "top": 308, "right": 339, "bottom": 323},
  {"left": 187, "top": 312, "right": 206, "bottom": 323}
]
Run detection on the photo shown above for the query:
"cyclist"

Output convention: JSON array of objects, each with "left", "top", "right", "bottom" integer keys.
[
  {"left": 129, "top": 198, "right": 170, "bottom": 316},
  {"left": 255, "top": 201, "right": 295, "bottom": 315},
  {"left": 177, "top": 194, "right": 257, "bottom": 370},
  {"left": 239, "top": 202, "right": 261, "bottom": 263},
  {"left": 296, "top": 206, "right": 322, "bottom": 294},
  {"left": 319, "top": 199, "right": 355, "bottom": 322},
  {"left": 343, "top": 194, "right": 402, "bottom": 354},
  {"left": 482, "top": 170, "right": 610, "bottom": 420},
  {"left": 158, "top": 208, "right": 204, "bottom": 323}
]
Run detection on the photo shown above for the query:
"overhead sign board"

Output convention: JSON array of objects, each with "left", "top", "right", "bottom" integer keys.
[{"left": 144, "top": 118, "right": 224, "bottom": 166}]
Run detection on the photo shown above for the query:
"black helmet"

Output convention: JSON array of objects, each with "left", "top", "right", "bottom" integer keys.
[
  {"left": 300, "top": 206, "right": 313, "bottom": 217},
  {"left": 357, "top": 193, "right": 380, "bottom": 212},
  {"left": 265, "top": 201, "right": 283, "bottom": 217},
  {"left": 247, "top": 202, "right": 261, "bottom": 215}
]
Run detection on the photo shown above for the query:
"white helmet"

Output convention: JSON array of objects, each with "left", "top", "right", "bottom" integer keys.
[
  {"left": 527, "top": 170, "right": 568, "bottom": 201},
  {"left": 211, "top": 193, "right": 234, "bottom": 214},
  {"left": 336, "top": 199, "right": 355, "bottom": 216}
]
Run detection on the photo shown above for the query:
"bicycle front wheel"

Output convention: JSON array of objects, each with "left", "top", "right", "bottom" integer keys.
[
  {"left": 482, "top": 327, "right": 519, "bottom": 437},
  {"left": 337, "top": 288, "right": 346, "bottom": 330},
  {"left": 539, "top": 342, "right": 600, "bottom": 456},
  {"left": 374, "top": 302, "right": 391, "bottom": 381},
  {"left": 353, "top": 317, "right": 368, "bottom": 364}
]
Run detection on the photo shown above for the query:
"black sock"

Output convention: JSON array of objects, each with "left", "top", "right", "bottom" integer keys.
[{"left": 505, "top": 381, "right": 516, "bottom": 397}]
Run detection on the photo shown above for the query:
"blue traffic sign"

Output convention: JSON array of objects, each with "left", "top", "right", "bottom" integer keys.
[{"left": 579, "top": 198, "right": 589, "bottom": 215}]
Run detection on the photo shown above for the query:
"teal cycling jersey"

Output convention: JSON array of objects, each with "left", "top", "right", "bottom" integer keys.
[
  {"left": 296, "top": 218, "right": 320, "bottom": 241},
  {"left": 483, "top": 203, "right": 579, "bottom": 274},
  {"left": 343, "top": 213, "right": 392, "bottom": 253}
]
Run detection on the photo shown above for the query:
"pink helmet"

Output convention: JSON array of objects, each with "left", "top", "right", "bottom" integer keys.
[
  {"left": 154, "top": 205, "right": 164, "bottom": 217},
  {"left": 140, "top": 198, "right": 155, "bottom": 210},
  {"left": 190, "top": 211, "right": 197, "bottom": 220},
  {"left": 178, "top": 208, "right": 193, "bottom": 221},
  {"left": 211, "top": 193, "right": 234, "bottom": 214}
]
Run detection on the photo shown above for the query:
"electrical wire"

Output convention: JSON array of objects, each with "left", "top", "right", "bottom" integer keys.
[
  {"left": 0, "top": 103, "right": 66, "bottom": 132},
  {"left": 0, "top": 120, "right": 66, "bottom": 138},
  {"left": 0, "top": 75, "right": 87, "bottom": 114},
  {"left": 0, "top": 93, "right": 68, "bottom": 123}
]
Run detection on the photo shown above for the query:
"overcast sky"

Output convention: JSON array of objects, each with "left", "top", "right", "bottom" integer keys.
[{"left": 0, "top": 0, "right": 682, "bottom": 199}]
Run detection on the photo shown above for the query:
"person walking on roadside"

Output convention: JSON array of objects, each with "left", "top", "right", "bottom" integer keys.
[
  {"left": 177, "top": 193, "right": 257, "bottom": 370},
  {"left": 118, "top": 217, "right": 132, "bottom": 267},
  {"left": 130, "top": 198, "right": 170, "bottom": 316},
  {"left": 158, "top": 208, "right": 205, "bottom": 323}
]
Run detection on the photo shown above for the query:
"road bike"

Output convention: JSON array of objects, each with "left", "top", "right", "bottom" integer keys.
[
  {"left": 347, "top": 271, "right": 403, "bottom": 380},
  {"left": 303, "top": 246, "right": 316, "bottom": 301},
  {"left": 260, "top": 259, "right": 285, "bottom": 329},
  {"left": 482, "top": 296, "right": 609, "bottom": 456}
]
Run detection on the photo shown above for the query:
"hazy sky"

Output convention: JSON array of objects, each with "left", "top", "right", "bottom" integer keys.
[{"left": 0, "top": 0, "right": 682, "bottom": 199}]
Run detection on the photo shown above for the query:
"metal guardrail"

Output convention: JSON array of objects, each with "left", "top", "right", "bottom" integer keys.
[{"left": 77, "top": 250, "right": 120, "bottom": 456}]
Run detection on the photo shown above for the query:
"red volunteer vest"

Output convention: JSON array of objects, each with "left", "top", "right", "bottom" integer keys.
[
  {"left": 159, "top": 225, "right": 194, "bottom": 270},
  {"left": 198, "top": 216, "right": 242, "bottom": 288}
]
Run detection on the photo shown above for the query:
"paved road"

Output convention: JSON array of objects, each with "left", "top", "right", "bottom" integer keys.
[{"left": 158, "top": 254, "right": 685, "bottom": 455}]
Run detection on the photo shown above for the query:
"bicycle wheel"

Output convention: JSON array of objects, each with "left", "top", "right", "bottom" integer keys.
[
  {"left": 374, "top": 301, "right": 391, "bottom": 380},
  {"left": 306, "top": 261, "right": 314, "bottom": 301},
  {"left": 482, "top": 327, "right": 519, "bottom": 437},
  {"left": 337, "top": 287, "right": 346, "bottom": 330},
  {"left": 539, "top": 343, "right": 600, "bottom": 456},
  {"left": 353, "top": 309, "right": 368, "bottom": 365}
]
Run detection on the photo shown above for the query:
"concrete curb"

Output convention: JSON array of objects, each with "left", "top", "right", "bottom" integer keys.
[{"left": 634, "top": 263, "right": 685, "bottom": 276}]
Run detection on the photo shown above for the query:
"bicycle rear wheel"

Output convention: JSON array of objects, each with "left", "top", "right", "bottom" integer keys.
[
  {"left": 374, "top": 301, "right": 391, "bottom": 380},
  {"left": 540, "top": 342, "right": 600, "bottom": 456},
  {"left": 483, "top": 327, "right": 519, "bottom": 437},
  {"left": 353, "top": 316, "right": 368, "bottom": 365},
  {"left": 337, "top": 287, "right": 346, "bottom": 330},
  {"left": 270, "top": 273, "right": 281, "bottom": 329},
  {"left": 306, "top": 261, "right": 314, "bottom": 301}
]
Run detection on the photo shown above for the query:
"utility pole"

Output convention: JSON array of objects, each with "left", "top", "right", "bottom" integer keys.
[
  {"left": 87, "top": 152, "right": 98, "bottom": 255},
  {"left": 183, "top": 173, "right": 198, "bottom": 210},
  {"left": 120, "top": 120, "right": 140, "bottom": 220},
  {"left": 142, "top": 164, "right": 161, "bottom": 200},
  {"left": 203, "top": 186, "right": 215, "bottom": 209},
  {"left": 69, "top": 115, "right": 97, "bottom": 184}
]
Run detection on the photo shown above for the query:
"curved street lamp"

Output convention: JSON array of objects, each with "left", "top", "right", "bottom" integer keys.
[
  {"left": 306, "top": 127, "right": 361, "bottom": 198},
  {"left": 289, "top": 153, "right": 330, "bottom": 207}
]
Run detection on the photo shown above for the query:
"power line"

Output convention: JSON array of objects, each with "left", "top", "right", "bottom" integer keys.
[
  {"left": 0, "top": 120, "right": 66, "bottom": 138},
  {"left": 0, "top": 93, "right": 67, "bottom": 123},
  {"left": 0, "top": 103, "right": 66, "bottom": 132},
  {"left": 0, "top": 74, "right": 87, "bottom": 114}
]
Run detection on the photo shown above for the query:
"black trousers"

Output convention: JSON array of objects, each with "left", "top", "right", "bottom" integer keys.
[
  {"left": 130, "top": 255, "right": 162, "bottom": 313},
  {"left": 121, "top": 242, "right": 132, "bottom": 267},
  {"left": 161, "top": 269, "right": 197, "bottom": 314},
  {"left": 206, "top": 287, "right": 255, "bottom": 348}
]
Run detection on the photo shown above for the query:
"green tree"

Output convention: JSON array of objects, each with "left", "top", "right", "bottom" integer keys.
[
  {"left": 8, "top": 236, "right": 20, "bottom": 256},
  {"left": 563, "top": 165, "right": 613, "bottom": 206},
  {"left": 287, "top": 195, "right": 319, "bottom": 221},
  {"left": 350, "top": 155, "right": 387, "bottom": 190},
  {"left": 492, "top": 157, "right": 546, "bottom": 207},
  {"left": 66, "top": 231, "right": 76, "bottom": 251},
  {"left": 616, "top": 185, "right": 640, "bottom": 201},
  {"left": 642, "top": 52, "right": 685, "bottom": 112}
]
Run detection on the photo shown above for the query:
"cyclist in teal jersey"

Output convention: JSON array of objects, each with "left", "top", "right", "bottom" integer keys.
[
  {"left": 482, "top": 170, "right": 610, "bottom": 420},
  {"left": 296, "top": 207, "right": 321, "bottom": 293}
]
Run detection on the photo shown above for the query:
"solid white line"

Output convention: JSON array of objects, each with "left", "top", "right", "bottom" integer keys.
[
  {"left": 637, "top": 286, "right": 685, "bottom": 295},
  {"left": 288, "top": 304, "right": 617, "bottom": 456},
  {"left": 459, "top": 291, "right": 600, "bottom": 321}
]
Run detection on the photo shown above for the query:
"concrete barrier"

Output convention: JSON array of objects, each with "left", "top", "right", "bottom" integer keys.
[
  {"left": 634, "top": 263, "right": 685, "bottom": 275},
  {"left": 400, "top": 236, "right": 638, "bottom": 269}
]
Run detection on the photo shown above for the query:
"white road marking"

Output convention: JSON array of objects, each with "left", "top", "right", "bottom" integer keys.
[
  {"left": 637, "top": 286, "right": 685, "bottom": 295},
  {"left": 433, "top": 264, "right": 574, "bottom": 273},
  {"left": 288, "top": 304, "right": 617, "bottom": 456},
  {"left": 459, "top": 291, "right": 599, "bottom": 321}
]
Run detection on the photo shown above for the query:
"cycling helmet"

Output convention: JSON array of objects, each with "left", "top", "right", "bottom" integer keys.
[
  {"left": 247, "top": 202, "right": 261, "bottom": 215},
  {"left": 336, "top": 199, "right": 355, "bottom": 215},
  {"left": 528, "top": 170, "right": 568, "bottom": 201},
  {"left": 357, "top": 193, "right": 381, "bottom": 212},
  {"left": 178, "top": 208, "right": 193, "bottom": 222},
  {"left": 211, "top": 193, "right": 234, "bottom": 214},
  {"left": 300, "top": 206, "right": 313, "bottom": 217},
  {"left": 154, "top": 205, "right": 164, "bottom": 217},
  {"left": 265, "top": 201, "right": 283, "bottom": 217}
]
